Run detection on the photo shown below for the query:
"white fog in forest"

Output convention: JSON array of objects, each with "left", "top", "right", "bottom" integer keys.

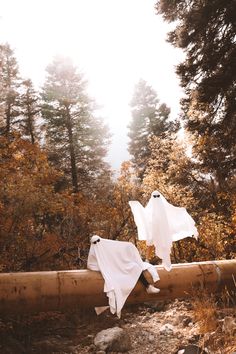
[{"left": 0, "top": 0, "right": 184, "bottom": 170}]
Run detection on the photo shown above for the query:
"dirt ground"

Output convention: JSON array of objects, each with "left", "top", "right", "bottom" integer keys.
[{"left": 0, "top": 299, "right": 235, "bottom": 354}]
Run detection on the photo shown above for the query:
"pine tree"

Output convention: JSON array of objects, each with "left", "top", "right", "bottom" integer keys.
[
  {"left": 0, "top": 43, "right": 21, "bottom": 136},
  {"left": 156, "top": 0, "right": 236, "bottom": 189},
  {"left": 128, "top": 79, "right": 178, "bottom": 180},
  {"left": 20, "top": 79, "right": 40, "bottom": 144},
  {"left": 41, "top": 57, "right": 110, "bottom": 193}
]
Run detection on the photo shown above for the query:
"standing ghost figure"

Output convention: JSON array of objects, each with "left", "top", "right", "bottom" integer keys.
[{"left": 129, "top": 190, "right": 198, "bottom": 271}]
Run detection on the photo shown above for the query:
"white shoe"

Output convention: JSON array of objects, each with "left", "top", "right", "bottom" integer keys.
[{"left": 146, "top": 285, "right": 160, "bottom": 294}]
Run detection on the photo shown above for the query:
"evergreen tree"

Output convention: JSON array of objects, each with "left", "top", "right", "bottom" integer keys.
[
  {"left": 20, "top": 79, "right": 40, "bottom": 144},
  {"left": 41, "top": 57, "right": 110, "bottom": 193},
  {"left": 156, "top": 0, "right": 236, "bottom": 189},
  {"left": 0, "top": 43, "right": 21, "bottom": 136},
  {"left": 128, "top": 79, "right": 177, "bottom": 180}
]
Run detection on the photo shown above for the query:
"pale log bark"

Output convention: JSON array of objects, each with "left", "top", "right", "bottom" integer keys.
[{"left": 0, "top": 260, "right": 235, "bottom": 315}]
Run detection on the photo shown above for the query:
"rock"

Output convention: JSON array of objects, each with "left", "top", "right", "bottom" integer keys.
[
  {"left": 176, "top": 344, "right": 208, "bottom": 354},
  {"left": 148, "top": 334, "right": 155, "bottom": 342},
  {"left": 182, "top": 316, "right": 192, "bottom": 327},
  {"left": 123, "top": 318, "right": 131, "bottom": 324},
  {"left": 140, "top": 330, "right": 149, "bottom": 338},
  {"left": 94, "top": 327, "right": 132, "bottom": 352},
  {"left": 172, "top": 314, "right": 191, "bottom": 326},
  {"left": 144, "top": 301, "right": 166, "bottom": 312},
  {"left": 185, "top": 302, "right": 193, "bottom": 310},
  {"left": 88, "top": 344, "right": 96, "bottom": 352},
  {"left": 143, "top": 313, "right": 151, "bottom": 321},
  {"left": 159, "top": 323, "right": 175, "bottom": 335},
  {"left": 222, "top": 316, "right": 236, "bottom": 334},
  {"left": 188, "top": 334, "right": 201, "bottom": 344},
  {"left": 130, "top": 324, "right": 136, "bottom": 328},
  {"left": 165, "top": 309, "right": 177, "bottom": 320}
]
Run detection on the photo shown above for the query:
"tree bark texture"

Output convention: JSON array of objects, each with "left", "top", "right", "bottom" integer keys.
[{"left": 0, "top": 260, "right": 235, "bottom": 315}]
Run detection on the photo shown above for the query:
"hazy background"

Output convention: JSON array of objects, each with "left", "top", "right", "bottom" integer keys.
[{"left": 0, "top": 0, "right": 184, "bottom": 170}]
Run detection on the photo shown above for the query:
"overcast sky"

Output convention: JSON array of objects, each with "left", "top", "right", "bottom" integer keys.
[{"left": 0, "top": 0, "right": 184, "bottom": 171}]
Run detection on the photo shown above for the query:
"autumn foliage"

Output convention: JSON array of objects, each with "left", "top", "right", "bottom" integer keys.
[
  {"left": 0, "top": 134, "right": 92, "bottom": 271},
  {"left": 0, "top": 132, "right": 235, "bottom": 272},
  {"left": 0, "top": 37, "right": 235, "bottom": 273}
]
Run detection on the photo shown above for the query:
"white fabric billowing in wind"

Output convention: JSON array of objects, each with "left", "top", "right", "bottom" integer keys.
[
  {"left": 129, "top": 190, "right": 198, "bottom": 271},
  {"left": 87, "top": 235, "right": 159, "bottom": 318}
]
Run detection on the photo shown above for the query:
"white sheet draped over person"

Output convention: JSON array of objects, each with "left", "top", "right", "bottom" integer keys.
[
  {"left": 129, "top": 190, "right": 198, "bottom": 271},
  {"left": 87, "top": 235, "right": 160, "bottom": 318}
]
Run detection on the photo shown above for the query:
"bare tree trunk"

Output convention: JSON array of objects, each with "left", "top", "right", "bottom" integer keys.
[
  {"left": 0, "top": 260, "right": 235, "bottom": 315},
  {"left": 5, "top": 102, "right": 11, "bottom": 135},
  {"left": 65, "top": 106, "right": 78, "bottom": 192},
  {"left": 27, "top": 105, "right": 35, "bottom": 144}
]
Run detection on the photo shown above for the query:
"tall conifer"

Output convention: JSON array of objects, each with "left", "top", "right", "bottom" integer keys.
[
  {"left": 41, "top": 57, "right": 110, "bottom": 193},
  {"left": 128, "top": 79, "right": 177, "bottom": 180},
  {"left": 156, "top": 0, "right": 236, "bottom": 188},
  {"left": 0, "top": 43, "right": 21, "bottom": 136},
  {"left": 20, "top": 79, "right": 40, "bottom": 144}
]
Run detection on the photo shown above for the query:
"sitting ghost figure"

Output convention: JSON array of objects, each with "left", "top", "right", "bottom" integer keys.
[
  {"left": 129, "top": 190, "right": 198, "bottom": 271},
  {"left": 87, "top": 235, "right": 160, "bottom": 318}
]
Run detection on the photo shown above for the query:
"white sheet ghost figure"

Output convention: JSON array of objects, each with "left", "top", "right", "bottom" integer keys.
[
  {"left": 129, "top": 190, "right": 198, "bottom": 271},
  {"left": 87, "top": 235, "right": 160, "bottom": 318}
]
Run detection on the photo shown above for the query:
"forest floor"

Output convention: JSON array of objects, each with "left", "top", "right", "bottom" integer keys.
[{"left": 0, "top": 297, "right": 235, "bottom": 354}]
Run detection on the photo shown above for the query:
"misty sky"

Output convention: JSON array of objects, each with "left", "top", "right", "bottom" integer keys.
[{"left": 0, "top": 0, "right": 184, "bottom": 171}]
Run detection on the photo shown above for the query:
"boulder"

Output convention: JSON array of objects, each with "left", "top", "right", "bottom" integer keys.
[{"left": 94, "top": 327, "right": 132, "bottom": 352}]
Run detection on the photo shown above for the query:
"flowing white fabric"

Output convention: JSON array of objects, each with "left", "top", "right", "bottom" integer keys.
[
  {"left": 87, "top": 235, "right": 159, "bottom": 318},
  {"left": 129, "top": 190, "right": 198, "bottom": 271}
]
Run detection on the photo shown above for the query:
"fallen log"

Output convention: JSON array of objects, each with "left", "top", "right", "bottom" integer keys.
[{"left": 0, "top": 260, "right": 235, "bottom": 315}]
